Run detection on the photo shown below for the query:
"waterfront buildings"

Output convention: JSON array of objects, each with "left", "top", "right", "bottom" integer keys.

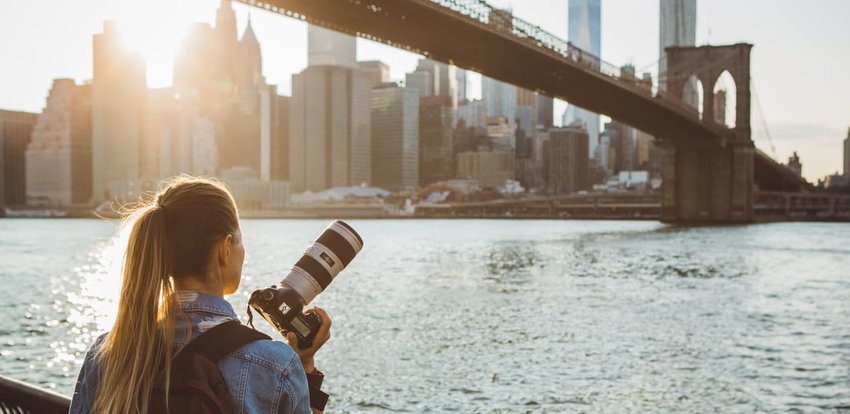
[
  {"left": 482, "top": 76, "right": 517, "bottom": 123},
  {"left": 269, "top": 95, "right": 290, "bottom": 182},
  {"left": 456, "top": 150, "right": 515, "bottom": 189},
  {"left": 487, "top": 116, "right": 517, "bottom": 152},
  {"left": 456, "top": 68, "right": 468, "bottom": 103},
  {"left": 406, "top": 58, "right": 459, "bottom": 110},
  {"left": 308, "top": 25, "right": 357, "bottom": 69},
  {"left": 370, "top": 83, "right": 420, "bottom": 190},
  {"left": 141, "top": 88, "right": 176, "bottom": 182},
  {"left": 545, "top": 126, "right": 590, "bottom": 194},
  {"left": 515, "top": 88, "right": 535, "bottom": 136},
  {"left": 220, "top": 166, "right": 290, "bottom": 209},
  {"left": 290, "top": 24, "right": 372, "bottom": 193},
  {"left": 566, "top": 0, "right": 601, "bottom": 158},
  {"left": 515, "top": 127, "right": 547, "bottom": 191},
  {"left": 457, "top": 100, "right": 487, "bottom": 129},
  {"left": 635, "top": 129, "right": 660, "bottom": 177},
  {"left": 171, "top": 2, "right": 276, "bottom": 184},
  {"left": 25, "top": 80, "right": 92, "bottom": 206},
  {"left": 405, "top": 69, "right": 433, "bottom": 98},
  {"left": 599, "top": 121, "right": 640, "bottom": 175},
  {"left": 659, "top": 0, "right": 697, "bottom": 107},
  {"left": 91, "top": 21, "right": 147, "bottom": 203},
  {"left": 535, "top": 93, "right": 554, "bottom": 130},
  {"left": 418, "top": 59, "right": 458, "bottom": 109},
  {"left": 290, "top": 65, "right": 372, "bottom": 192},
  {"left": 359, "top": 61, "right": 391, "bottom": 86},
  {"left": 786, "top": 152, "right": 802, "bottom": 178},
  {"left": 419, "top": 96, "right": 455, "bottom": 187},
  {"left": 0, "top": 110, "right": 38, "bottom": 210},
  {"left": 844, "top": 128, "right": 850, "bottom": 177}
]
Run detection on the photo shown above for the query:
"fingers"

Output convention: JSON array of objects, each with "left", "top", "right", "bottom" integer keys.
[
  {"left": 284, "top": 307, "right": 333, "bottom": 358},
  {"left": 313, "top": 307, "right": 332, "bottom": 332},
  {"left": 285, "top": 332, "right": 298, "bottom": 349},
  {"left": 301, "top": 306, "right": 332, "bottom": 352}
]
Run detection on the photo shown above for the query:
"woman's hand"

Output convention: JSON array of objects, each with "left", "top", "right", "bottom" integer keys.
[{"left": 285, "top": 306, "right": 331, "bottom": 373}]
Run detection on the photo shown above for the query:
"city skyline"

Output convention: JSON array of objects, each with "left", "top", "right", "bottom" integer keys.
[{"left": 0, "top": 0, "right": 848, "bottom": 181}]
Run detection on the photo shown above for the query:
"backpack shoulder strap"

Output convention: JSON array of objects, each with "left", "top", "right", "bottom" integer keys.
[{"left": 176, "top": 320, "right": 272, "bottom": 364}]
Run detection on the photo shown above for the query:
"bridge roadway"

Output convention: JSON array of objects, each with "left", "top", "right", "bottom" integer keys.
[{"left": 240, "top": 0, "right": 803, "bottom": 191}]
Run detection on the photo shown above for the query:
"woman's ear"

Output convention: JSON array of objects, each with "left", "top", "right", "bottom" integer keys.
[{"left": 218, "top": 234, "right": 233, "bottom": 266}]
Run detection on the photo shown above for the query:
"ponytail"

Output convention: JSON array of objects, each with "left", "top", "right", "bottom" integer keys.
[
  {"left": 94, "top": 205, "right": 177, "bottom": 414},
  {"left": 92, "top": 175, "right": 239, "bottom": 413}
]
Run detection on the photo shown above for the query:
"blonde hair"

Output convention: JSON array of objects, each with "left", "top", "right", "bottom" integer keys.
[{"left": 93, "top": 176, "right": 239, "bottom": 414}]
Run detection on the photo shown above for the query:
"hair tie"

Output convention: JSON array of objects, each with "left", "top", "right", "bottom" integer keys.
[{"left": 156, "top": 197, "right": 169, "bottom": 221}]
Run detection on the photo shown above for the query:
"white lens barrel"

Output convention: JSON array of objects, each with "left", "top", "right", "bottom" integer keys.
[
  {"left": 280, "top": 220, "right": 363, "bottom": 305},
  {"left": 281, "top": 267, "right": 324, "bottom": 305}
]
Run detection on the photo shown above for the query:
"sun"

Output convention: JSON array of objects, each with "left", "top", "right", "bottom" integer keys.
[{"left": 108, "top": 0, "right": 218, "bottom": 87}]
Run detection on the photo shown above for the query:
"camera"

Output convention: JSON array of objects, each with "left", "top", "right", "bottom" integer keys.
[{"left": 248, "top": 220, "right": 363, "bottom": 348}]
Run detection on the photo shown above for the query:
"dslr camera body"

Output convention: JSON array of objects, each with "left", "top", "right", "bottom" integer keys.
[{"left": 248, "top": 220, "right": 363, "bottom": 348}]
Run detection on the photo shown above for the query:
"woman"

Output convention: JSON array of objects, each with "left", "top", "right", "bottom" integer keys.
[{"left": 70, "top": 176, "right": 331, "bottom": 413}]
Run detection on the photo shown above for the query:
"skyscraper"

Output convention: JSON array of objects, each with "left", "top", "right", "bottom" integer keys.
[
  {"left": 220, "top": 15, "right": 273, "bottom": 177},
  {"left": 844, "top": 128, "right": 850, "bottom": 178},
  {"left": 599, "top": 120, "right": 638, "bottom": 174},
  {"left": 270, "top": 95, "right": 290, "bottom": 182},
  {"left": 405, "top": 69, "right": 433, "bottom": 98},
  {"left": 407, "top": 59, "right": 458, "bottom": 108},
  {"left": 569, "top": 0, "right": 601, "bottom": 55},
  {"left": 482, "top": 76, "right": 517, "bottom": 122},
  {"left": 91, "top": 21, "right": 147, "bottom": 203},
  {"left": 534, "top": 93, "right": 554, "bottom": 130},
  {"left": 359, "top": 61, "right": 390, "bottom": 86},
  {"left": 290, "top": 65, "right": 372, "bottom": 192},
  {"left": 567, "top": 0, "right": 601, "bottom": 158},
  {"left": 308, "top": 25, "right": 357, "bottom": 69},
  {"left": 142, "top": 87, "right": 177, "bottom": 182},
  {"left": 659, "top": 0, "right": 697, "bottom": 107},
  {"left": 456, "top": 150, "right": 515, "bottom": 189},
  {"left": 456, "top": 100, "right": 487, "bottom": 129},
  {"left": 25, "top": 79, "right": 93, "bottom": 206},
  {"left": 456, "top": 68, "right": 468, "bottom": 103},
  {"left": 419, "top": 96, "right": 454, "bottom": 187},
  {"left": 429, "top": 60, "right": 458, "bottom": 109},
  {"left": 515, "top": 87, "right": 535, "bottom": 136},
  {"left": 171, "top": 3, "right": 276, "bottom": 182},
  {"left": 289, "top": 24, "right": 371, "bottom": 193},
  {"left": 545, "top": 126, "right": 590, "bottom": 194},
  {"left": 370, "top": 83, "right": 420, "bottom": 190},
  {"left": 0, "top": 110, "right": 38, "bottom": 210}
]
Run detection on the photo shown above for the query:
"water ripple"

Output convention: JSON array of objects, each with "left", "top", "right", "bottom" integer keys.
[{"left": 1, "top": 219, "right": 849, "bottom": 412}]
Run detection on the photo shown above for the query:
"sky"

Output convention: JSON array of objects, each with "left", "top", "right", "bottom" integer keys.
[{"left": 0, "top": 0, "right": 847, "bottom": 181}]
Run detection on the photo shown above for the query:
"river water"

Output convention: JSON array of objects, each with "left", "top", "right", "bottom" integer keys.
[{"left": 0, "top": 219, "right": 848, "bottom": 413}]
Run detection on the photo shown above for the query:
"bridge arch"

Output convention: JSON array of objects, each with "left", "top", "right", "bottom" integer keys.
[
  {"left": 680, "top": 74, "right": 705, "bottom": 119},
  {"left": 665, "top": 44, "right": 752, "bottom": 138},
  {"left": 712, "top": 70, "right": 737, "bottom": 128}
]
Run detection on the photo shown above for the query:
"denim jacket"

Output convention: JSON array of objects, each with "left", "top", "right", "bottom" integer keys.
[{"left": 69, "top": 291, "right": 311, "bottom": 414}]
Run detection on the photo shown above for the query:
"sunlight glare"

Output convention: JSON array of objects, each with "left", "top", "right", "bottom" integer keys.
[{"left": 110, "top": 1, "right": 214, "bottom": 87}]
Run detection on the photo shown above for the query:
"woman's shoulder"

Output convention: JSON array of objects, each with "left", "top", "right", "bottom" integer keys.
[
  {"left": 218, "top": 335, "right": 311, "bottom": 412},
  {"left": 227, "top": 335, "right": 303, "bottom": 374},
  {"left": 83, "top": 333, "right": 108, "bottom": 363}
]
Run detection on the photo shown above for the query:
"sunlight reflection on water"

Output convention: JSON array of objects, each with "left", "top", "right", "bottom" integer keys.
[{"left": 1, "top": 219, "right": 849, "bottom": 412}]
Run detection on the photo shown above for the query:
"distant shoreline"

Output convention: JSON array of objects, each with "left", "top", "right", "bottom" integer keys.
[{"left": 2, "top": 212, "right": 849, "bottom": 223}]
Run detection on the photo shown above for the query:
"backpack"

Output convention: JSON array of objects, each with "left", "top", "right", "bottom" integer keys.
[{"left": 150, "top": 320, "right": 271, "bottom": 414}]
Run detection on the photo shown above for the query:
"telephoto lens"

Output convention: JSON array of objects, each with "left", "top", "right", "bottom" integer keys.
[{"left": 248, "top": 220, "right": 363, "bottom": 348}]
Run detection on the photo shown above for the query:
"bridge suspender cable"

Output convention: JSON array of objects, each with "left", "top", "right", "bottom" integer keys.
[{"left": 750, "top": 77, "right": 779, "bottom": 160}]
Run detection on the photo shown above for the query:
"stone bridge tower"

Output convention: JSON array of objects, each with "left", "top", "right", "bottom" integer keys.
[{"left": 660, "top": 43, "right": 754, "bottom": 222}]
